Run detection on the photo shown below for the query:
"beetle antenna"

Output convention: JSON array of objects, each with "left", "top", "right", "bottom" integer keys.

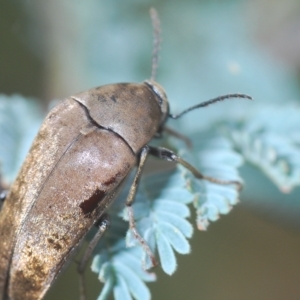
[
  {"left": 169, "top": 93, "right": 253, "bottom": 119},
  {"left": 150, "top": 8, "right": 161, "bottom": 81}
]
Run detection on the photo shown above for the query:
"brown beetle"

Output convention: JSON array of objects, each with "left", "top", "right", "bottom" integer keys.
[{"left": 0, "top": 9, "right": 251, "bottom": 300}]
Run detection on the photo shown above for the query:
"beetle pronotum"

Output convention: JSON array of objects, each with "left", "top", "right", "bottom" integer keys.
[{"left": 0, "top": 8, "right": 251, "bottom": 300}]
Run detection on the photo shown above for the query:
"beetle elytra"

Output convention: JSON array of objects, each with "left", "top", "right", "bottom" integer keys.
[{"left": 0, "top": 8, "right": 251, "bottom": 300}]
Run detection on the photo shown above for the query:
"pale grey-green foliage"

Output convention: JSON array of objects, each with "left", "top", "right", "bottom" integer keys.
[
  {"left": 176, "top": 132, "right": 243, "bottom": 230},
  {"left": 221, "top": 103, "right": 300, "bottom": 193},
  {"left": 0, "top": 95, "right": 42, "bottom": 183}
]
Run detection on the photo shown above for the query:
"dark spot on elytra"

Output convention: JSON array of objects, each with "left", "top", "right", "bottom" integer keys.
[
  {"left": 129, "top": 89, "right": 136, "bottom": 95},
  {"left": 110, "top": 95, "right": 117, "bottom": 102},
  {"left": 47, "top": 237, "right": 63, "bottom": 251},
  {"left": 97, "top": 94, "right": 107, "bottom": 102},
  {"left": 79, "top": 189, "right": 106, "bottom": 215},
  {"left": 103, "top": 171, "right": 121, "bottom": 186},
  {"left": 14, "top": 256, "right": 47, "bottom": 296},
  {"left": 54, "top": 244, "right": 62, "bottom": 250},
  {"left": 46, "top": 233, "right": 69, "bottom": 252}
]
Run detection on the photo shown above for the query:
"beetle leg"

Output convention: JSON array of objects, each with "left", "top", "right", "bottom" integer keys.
[
  {"left": 148, "top": 146, "right": 242, "bottom": 190},
  {"left": 126, "top": 146, "right": 158, "bottom": 267},
  {"left": 77, "top": 215, "right": 110, "bottom": 300},
  {"left": 155, "top": 127, "right": 192, "bottom": 148},
  {"left": 164, "top": 126, "right": 192, "bottom": 148}
]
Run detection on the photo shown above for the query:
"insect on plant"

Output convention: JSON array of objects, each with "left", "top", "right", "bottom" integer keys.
[{"left": 0, "top": 8, "right": 251, "bottom": 300}]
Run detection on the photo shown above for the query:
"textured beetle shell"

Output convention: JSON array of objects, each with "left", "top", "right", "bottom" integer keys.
[
  {"left": 0, "top": 83, "right": 163, "bottom": 300},
  {"left": 73, "top": 83, "right": 162, "bottom": 153}
]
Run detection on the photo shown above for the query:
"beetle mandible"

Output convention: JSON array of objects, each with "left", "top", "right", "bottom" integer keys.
[{"left": 0, "top": 8, "right": 251, "bottom": 300}]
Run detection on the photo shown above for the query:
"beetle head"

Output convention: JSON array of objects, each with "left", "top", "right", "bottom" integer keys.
[{"left": 144, "top": 80, "right": 169, "bottom": 130}]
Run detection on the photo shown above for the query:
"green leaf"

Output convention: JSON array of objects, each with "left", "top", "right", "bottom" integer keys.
[
  {"left": 225, "top": 103, "right": 300, "bottom": 192},
  {"left": 0, "top": 95, "right": 43, "bottom": 183},
  {"left": 91, "top": 209, "right": 156, "bottom": 300},
  {"left": 171, "top": 131, "right": 243, "bottom": 230},
  {"left": 123, "top": 171, "right": 194, "bottom": 270},
  {"left": 156, "top": 229, "right": 177, "bottom": 275}
]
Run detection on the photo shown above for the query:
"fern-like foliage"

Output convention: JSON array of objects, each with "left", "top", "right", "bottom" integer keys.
[
  {"left": 223, "top": 103, "right": 300, "bottom": 193},
  {"left": 90, "top": 214, "right": 156, "bottom": 300},
  {"left": 90, "top": 131, "right": 243, "bottom": 299},
  {"left": 124, "top": 171, "right": 194, "bottom": 272},
  {"left": 90, "top": 170, "right": 194, "bottom": 300},
  {"left": 0, "top": 95, "right": 42, "bottom": 183},
  {"left": 172, "top": 131, "right": 243, "bottom": 230}
]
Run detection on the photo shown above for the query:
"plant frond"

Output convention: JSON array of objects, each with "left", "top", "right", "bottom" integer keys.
[
  {"left": 0, "top": 95, "right": 42, "bottom": 183},
  {"left": 170, "top": 131, "right": 243, "bottom": 230},
  {"left": 225, "top": 103, "right": 300, "bottom": 192}
]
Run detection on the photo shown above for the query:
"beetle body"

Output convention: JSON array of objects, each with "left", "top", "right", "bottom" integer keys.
[{"left": 0, "top": 82, "right": 168, "bottom": 300}]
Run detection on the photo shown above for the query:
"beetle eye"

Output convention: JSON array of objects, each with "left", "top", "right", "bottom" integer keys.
[
  {"left": 144, "top": 80, "right": 168, "bottom": 108},
  {"left": 144, "top": 80, "right": 170, "bottom": 126}
]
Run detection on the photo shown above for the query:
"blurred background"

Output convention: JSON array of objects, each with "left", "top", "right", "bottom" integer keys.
[{"left": 2, "top": 0, "right": 300, "bottom": 299}]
